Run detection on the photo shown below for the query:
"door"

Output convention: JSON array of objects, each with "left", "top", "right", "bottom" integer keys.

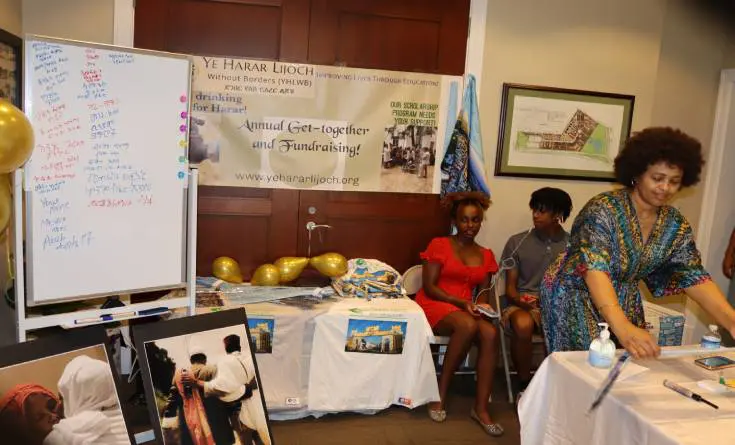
[{"left": 134, "top": 0, "right": 469, "bottom": 279}]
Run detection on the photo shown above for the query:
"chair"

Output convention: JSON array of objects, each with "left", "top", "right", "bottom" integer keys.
[
  {"left": 402, "top": 265, "right": 513, "bottom": 402},
  {"left": 493, "top": 274, "right": 546, "bottom": 404}
]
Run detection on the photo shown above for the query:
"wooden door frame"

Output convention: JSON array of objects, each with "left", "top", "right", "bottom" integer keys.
[{"left": 685, "top": 69, "right": 735, "bottom": 344}]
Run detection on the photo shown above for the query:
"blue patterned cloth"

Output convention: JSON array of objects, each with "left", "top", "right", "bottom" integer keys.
[
  {"left": 440, "top": 74, "right": 490, "bottom": 197},
  {"left": 540, "top": 189, "right": 710, "bottom": 352}
]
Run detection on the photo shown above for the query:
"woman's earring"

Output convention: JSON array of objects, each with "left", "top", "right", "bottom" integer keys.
[{"left": 631, "top": 179, "right": 636, "bottom": 187}]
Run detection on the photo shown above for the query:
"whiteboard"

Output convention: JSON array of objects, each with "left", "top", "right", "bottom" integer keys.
[{"left": 23, "top": 36, "right": 191, "bottom": 305}]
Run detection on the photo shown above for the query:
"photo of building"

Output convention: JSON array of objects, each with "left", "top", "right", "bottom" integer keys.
[
  {"left": 248, "top": 318, "right": 274, "bottom": 354},
  {"left": 344, "top": 319, "right": 406, "bottom": 354}
]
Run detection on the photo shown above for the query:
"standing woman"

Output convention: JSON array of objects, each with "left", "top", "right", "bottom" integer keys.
[
  {"left": 415, "top": 191, "right": 503, "bottom": 437},
  {"left": 540, "top": 127, "right": 735, "bottom": 357}
]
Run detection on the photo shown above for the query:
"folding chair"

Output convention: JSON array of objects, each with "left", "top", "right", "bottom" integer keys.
[{"left": 493, "top": 274, "right": 546, "bottom": 404}]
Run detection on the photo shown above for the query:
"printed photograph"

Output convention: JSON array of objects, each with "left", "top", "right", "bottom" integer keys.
[
  {"left": 247, "top": 318, "right": 274, "bottom": 354},
  {"left": 143, "top": 325, "right": 272, "bottom": 445},
  {"left": 380, "top": 124, "right": 437, "bottom": 193},
  {"left": 0, "top": 31, "right": 20, "bottom": 107},
  {"left": 344, "top": 319, "right": 407, "bottom": 355},
  {"left": 495, "top": 83, "right": 634, "bottom": 181},
  {"left": 0, "top": 345, "right": 131, "bottom": 445}
]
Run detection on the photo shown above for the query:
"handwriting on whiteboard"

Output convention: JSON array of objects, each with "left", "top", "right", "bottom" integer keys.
[{"left": 30, "top": 42, "right": 154, "bottom": 252}]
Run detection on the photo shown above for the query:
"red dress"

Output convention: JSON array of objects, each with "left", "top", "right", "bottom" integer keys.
[{"left": 415, "top": 237, "right": 499, "bottom": 328}]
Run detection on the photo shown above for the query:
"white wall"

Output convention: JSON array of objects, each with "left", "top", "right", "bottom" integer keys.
[
  {"left": 649, "top": 1, "right": 728, "bottom": 228},
  {"left": 0, "top": 0, "right": 22, "bottom": 35},
  {"left": 22, "top": 0, "right": 114, "bottom": 43},
  {"left": 477, "top": 0, "right": 667, "bottom": 257}
]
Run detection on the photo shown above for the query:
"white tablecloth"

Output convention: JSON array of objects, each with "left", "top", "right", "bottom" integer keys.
[
  {"left": 198, "top": 296, "right": 439, "bottom": 419},
  {"left": 307, "top": 298, "right": 439, "bottom": 414},
  {"left": 519, "top": 348, "right": 735, "bottom": 445}
]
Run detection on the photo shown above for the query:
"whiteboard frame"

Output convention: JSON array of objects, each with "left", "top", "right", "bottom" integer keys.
[{"left": 22, "top": 35, "right": 192, "bottom": 306}]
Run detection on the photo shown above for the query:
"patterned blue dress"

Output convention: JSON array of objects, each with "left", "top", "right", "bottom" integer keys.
[{"left": 540, "top": 189, "right": 710, "bottom": 352}]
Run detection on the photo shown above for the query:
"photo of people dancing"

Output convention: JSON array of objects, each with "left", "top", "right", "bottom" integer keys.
[{"left": 145, "top": 327, "right": 272, "bottom": 445}]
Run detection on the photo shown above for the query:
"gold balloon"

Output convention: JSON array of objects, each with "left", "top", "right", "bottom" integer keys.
[
  {"left": 310, "top": 252, "right": 348, "bottom": 278},
  {"left": 212, "top": 256, "right": 243, "bottom": 283},
  {"left": 0, "top": 99, "right": 34, "bottom": 173},
  {"left": 251, "top": 263, "right": 280, "bottom": 286},
  {"left": 275, "top": 256, "right": 309, "bottom": 283},
  {"left": 0, "top": 175, "right": 11, "bottom": 235}
]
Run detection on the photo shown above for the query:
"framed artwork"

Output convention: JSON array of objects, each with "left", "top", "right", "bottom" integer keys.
[
  {"left": 0, "top": 27, "right": 21, "bottom": 107},
  {"left": 0, "top": 327, "right": 135, "bottom": 444},
  {"left": 495, "top": 83, "right": 635, "bottom": 181},
  {"left": 133, "top": 309, "right": 274, "bottom": 445}
]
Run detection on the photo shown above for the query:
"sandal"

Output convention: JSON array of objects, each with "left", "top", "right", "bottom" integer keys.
[
  {"left": 428, "top": 405, "right": 446, "bottom": 423},
  {"left": 470, "top": 408, "right": 504, "bottom": 437}
]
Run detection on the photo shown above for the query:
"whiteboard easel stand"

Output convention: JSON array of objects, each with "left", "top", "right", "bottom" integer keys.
[{"left": 13, "top": 168, "right": 198, "bottom": 342}]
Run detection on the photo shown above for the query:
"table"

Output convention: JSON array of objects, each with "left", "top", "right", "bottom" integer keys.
[
  {"left": 197, "top": 296, "right": 439, "bottom": 419},
  {"left": 518, "top": 347, "right": 735, "bottom": 445}
]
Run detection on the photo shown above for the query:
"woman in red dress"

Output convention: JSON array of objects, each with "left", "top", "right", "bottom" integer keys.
[{"left": 415, "top": 192, "right": 503, "bottom": 436}]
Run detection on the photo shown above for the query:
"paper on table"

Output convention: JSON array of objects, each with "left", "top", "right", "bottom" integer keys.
[{"left": 590, "top": 361, "right": 649, "bottom": 382}]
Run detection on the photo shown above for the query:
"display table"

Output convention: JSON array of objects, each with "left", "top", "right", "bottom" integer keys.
[
  {"left": 518, "top": 347, "right": 735, "bottom": 445},
  {"left": 197, "top": 295, "right": 439, "bottom": 419}
]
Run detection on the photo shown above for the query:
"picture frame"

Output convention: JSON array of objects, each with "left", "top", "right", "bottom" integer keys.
[
  {"left": 0, "top": 27, "right": 22, "bottom": 107},
  {"left": 0, "top": 327, "right": 136, "bottom": 444},
  {"left": 495, "top": 83, "right": 635, "bottom": 182},
  {"left": 133, "top": 308, "right": 274, "bottom": 445}
]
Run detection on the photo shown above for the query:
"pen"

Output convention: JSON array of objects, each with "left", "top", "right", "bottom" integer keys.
[
  {"left": 589, "top": 352, "right": 630, "bottom": 413},
  {"left": 74, "top": 311, "right": 136, "bottom": 325},
  {"left": 663, "top": 379, "right": 719, "bottom": 409}
]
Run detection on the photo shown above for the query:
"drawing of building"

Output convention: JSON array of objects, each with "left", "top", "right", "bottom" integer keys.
[
  {"left": 250, "top": 321, "right": 273, "bottom": 353},
  {"left": 519, "top": 109, "right": 600, "bottom": 152},
  {"left": 346, "top": 324, "right": 405, "bottom": 353}
]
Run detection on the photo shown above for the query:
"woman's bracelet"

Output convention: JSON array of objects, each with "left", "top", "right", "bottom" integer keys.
[{"left": 596, "top": 303, "right": 619, "bottom": 312}]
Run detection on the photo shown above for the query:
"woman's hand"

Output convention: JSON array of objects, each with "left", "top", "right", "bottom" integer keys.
[
  {"left": 460, "top": 301, "right": 480, "bottom": 317},
  {"left": 617, "top": 325, "right": 660, "bottom": 359},
  {"left": 516, "top": 295, "right": 539, "bottom": 311}
]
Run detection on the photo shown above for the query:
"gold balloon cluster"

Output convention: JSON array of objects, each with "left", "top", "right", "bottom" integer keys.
[
  {"left": 218, "top": 253, "right": 349, "bottom": 286},
  {"left": 0, "top": 99, "right": 36, "bottom": 238}
]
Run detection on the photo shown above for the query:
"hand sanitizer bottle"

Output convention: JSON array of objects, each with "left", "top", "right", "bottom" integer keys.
[
  {"left": 589, "top": 323, "right": 616, "bottom": 368},
  {"left": 701, "top": 325, "right": 722, "bottom": 349}
]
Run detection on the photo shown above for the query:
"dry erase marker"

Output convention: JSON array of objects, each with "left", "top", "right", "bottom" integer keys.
[
  {"left": 74, "top": 311, "right": 136, "bottom": 325},
  {"left": 663, "top": 379, "right": 719, "bottom": 409}
]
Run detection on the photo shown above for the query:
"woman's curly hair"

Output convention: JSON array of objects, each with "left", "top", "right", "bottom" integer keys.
[
  {"left": 614, "top": 127, "right": 704, "bottom": 187},
  {"left": 441, "top": 191, "right": 491, "bottom": 219}
]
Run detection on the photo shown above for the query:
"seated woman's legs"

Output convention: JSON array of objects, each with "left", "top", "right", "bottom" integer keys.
[
  {"left": 432, "top": 311, "right": 479, "bottom": 410},
  {"left": 509, "top": 309, "right": 535, "bottom": 389},
  {"left": 474, "top": 318, "right": 499, "bottom": 424}
]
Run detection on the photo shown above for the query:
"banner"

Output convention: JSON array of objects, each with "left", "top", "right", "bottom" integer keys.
[{"left": 190, "top": 56, "right": 461, "bottom": 193}]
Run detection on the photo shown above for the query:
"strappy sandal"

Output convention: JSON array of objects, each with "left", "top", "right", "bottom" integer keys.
[
  {"left": 428, "top": 405, "right": 446, "bottom": 422},
  {"left": 470, "top": 408, "right": 504, "bottom": 437}
]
